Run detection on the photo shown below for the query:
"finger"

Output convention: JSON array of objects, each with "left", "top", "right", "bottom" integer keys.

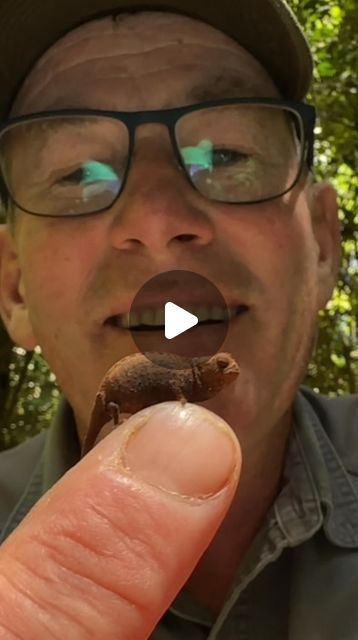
[{"left": 0, "top": 402, "right": 241, "bottom": 640}]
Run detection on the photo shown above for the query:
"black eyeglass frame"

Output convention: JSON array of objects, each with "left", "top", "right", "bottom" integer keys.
[{"left": 0, "top": 98, "right": 316, "bottom": 218}]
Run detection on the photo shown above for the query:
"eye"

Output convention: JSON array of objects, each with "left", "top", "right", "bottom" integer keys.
[
  {"left": 60, "top": 167, "right": 85, "bottom": 185},
  {"left": 215, "top": 355, "right": 230, "bottom": 369},
  {"left": 58, "top": 160, "right": 119, "bottom": 186},
  {"left": 212, "top": 148, "right": 250, "bottom": 167},
  {"left": 179, "top": 141, "right": 252, "bottom": 178}
]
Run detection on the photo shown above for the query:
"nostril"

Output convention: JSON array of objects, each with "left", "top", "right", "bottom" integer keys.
[{"left": 176, "top": 234, "right": 198, "bottom": 242}]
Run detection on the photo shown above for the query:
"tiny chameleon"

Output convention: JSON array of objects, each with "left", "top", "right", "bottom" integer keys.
[{"left": 81, "top": 351, "right": 239, "bottom": 456}]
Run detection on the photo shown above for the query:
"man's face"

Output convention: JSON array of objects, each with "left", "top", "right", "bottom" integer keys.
[{"left": 0, "top": 12, "right": 339, "bottom": 445}]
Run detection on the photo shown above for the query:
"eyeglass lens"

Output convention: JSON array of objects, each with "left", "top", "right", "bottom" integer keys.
[{"left": 0, "top": 104, "right": 303, "bottom": 216}]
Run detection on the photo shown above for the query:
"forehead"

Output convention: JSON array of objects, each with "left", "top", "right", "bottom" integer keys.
[{"left": 11, "top": 11, "right": 279, "bottom": 115}]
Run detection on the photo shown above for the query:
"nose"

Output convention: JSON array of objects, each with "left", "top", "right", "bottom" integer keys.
[{"left": 107, "top": 127, "right": 215, "bottom": 256}]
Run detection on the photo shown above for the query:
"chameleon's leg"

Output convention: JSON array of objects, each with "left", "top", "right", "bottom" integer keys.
[
  {"left": 172, "top": 383, "right": 187, "bottom": 406},
  {"left": 179, "top": 395, "right": 186, "bottom": 407},
  {"left": 166, "top": 378, "right": 187, "bottom": 407},
  {"left": 107, "top": 401, "right": 120, "bottom": 425},
  {"left": 107, "top": 402, "right": 131, "bottom": 428}
]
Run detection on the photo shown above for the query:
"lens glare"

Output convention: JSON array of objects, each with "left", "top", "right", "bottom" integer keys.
[
  {"left": 176, "top": 104, "right": 303, "bottom": 203},
  {"left": 0, "top": 116, "right": 129, "bottom": 216}
]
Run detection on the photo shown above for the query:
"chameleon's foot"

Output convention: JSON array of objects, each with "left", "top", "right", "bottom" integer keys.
[{"left": 107, "top": 401, "right": 120, "bottom": 425}]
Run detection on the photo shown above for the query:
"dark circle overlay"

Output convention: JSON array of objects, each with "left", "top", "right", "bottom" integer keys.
[{"left": 129, "top": 270, "right": 229, "bottom": 369}]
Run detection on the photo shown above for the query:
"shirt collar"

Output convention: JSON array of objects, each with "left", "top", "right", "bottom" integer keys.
[{"left": 294, "top": 389, "right": 358, "bottom": 548}]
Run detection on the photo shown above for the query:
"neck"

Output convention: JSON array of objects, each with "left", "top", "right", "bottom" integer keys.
[{"left": 184, "top": 405, "right": 292, "bottom": 615}]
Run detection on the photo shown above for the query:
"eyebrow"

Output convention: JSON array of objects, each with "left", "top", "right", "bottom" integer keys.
[
  {"left": 28, "top": 74, "right": 274, "bottom": 113},
  {"left": 186, "top": 74, "right": 274, "bottom": 102}
]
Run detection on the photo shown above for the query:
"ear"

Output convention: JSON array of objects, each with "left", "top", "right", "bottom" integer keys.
[
  {"left": 0, "top": 224, "right": 37, "bottom": 350},
  {"left": 309, "top": 181, "right": 341, "bottom": 310}
]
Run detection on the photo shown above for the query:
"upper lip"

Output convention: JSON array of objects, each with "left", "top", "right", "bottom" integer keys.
[{"left": 102, "top": 294, "right": 248, "bottom": 324}]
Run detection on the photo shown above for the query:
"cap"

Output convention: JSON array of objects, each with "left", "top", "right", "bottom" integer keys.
[{"left": 0, "top": 0, "right": 313, "bottom": 120}]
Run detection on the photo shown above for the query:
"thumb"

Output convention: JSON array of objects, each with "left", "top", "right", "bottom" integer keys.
[{"left": 0, "top": 401, "right": 241, "bottom": 640}]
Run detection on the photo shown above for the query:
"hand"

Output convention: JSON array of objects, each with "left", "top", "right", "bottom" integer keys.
[{"left": 0, "top": 402, "right": 241, "bottom": 639}]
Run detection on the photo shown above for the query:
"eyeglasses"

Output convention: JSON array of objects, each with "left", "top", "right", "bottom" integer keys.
[{"left": 0, "top": 98, "right": 315, "bottom": 218}]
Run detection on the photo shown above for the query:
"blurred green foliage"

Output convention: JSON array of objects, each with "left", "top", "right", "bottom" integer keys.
[
  {"left": 291, "top": 0, "right": 358, "bottom": 395},
  {"left": 0, "top": 0, "right": 357, "bottom": 450}
]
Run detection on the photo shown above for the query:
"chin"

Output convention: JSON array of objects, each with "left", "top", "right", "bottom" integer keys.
[{"left": 200, "top": 371, "right": 250, "bottom": 425}]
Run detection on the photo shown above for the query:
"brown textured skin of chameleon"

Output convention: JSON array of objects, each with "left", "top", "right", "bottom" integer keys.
[{"left": 81, "top": 352, "right": 240, "bottom": 456}]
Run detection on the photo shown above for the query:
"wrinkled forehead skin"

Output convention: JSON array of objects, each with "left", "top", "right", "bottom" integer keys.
[{"left": 10, "top": 10, "right": 280, "bottom": 116}]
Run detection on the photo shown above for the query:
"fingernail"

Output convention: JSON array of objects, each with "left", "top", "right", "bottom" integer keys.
[{"left": 109, "top": 402, "right": 240, "bottom": 500}]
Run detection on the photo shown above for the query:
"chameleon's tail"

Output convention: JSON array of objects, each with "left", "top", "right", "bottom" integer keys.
[{"left": 81, "top": 390, "right": 110, "bottom": 457}]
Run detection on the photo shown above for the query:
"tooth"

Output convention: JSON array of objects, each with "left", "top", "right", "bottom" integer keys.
[
  {"left": 186, "top": 304, "right": 197, "bottom": 318},
  {"left": 129, "top": 311, "right": 140, "bottom": 327},
  {"left": 140, "top": 310, "right": 154, "bottom": 325},
  {"left": 121, "top": 313, "right": 130, "bottom": 329},
  {"left": 196, "top": 305, "right": 210, "bottom": 322},
  {"left": 211, "top": 305, "right": 226, "bottom": 321},
  {"left": 154, "top": 308, "right": 165, "bottom": 325}
]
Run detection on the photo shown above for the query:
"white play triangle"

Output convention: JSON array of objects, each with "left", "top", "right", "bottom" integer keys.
[{"left": 165, "top": 302, "right": 198, "bottom": 339}]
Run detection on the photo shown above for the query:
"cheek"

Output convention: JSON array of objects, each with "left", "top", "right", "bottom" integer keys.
[
  {"left": 216, "top": 197, "right": 318, "bottom": 294},
  {"left": 17, "top": 219, "right": 103, "bottom": 334}
]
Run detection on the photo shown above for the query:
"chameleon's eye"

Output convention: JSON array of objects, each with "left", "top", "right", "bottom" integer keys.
[{"left": 216, "top": 354, "right": 231, "bottom": 370}]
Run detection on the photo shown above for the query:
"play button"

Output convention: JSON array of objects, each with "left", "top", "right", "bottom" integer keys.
[
  {"left": 165, "top": 302, "right": 198, "bottom": 339},
  {"left": 128, "top": 270, "right": 231, "bottom": 368}
]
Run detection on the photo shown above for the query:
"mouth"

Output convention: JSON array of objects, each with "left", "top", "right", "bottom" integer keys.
[{"left": 104, "top": 304, "right": 249, "bottom": 331}]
